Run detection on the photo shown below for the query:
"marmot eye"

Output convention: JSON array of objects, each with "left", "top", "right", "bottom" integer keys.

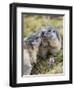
[
  {"left": 35, "top": 37, "right": 39, "bottom": 39},
  {"left": 53, "top": 31, "right": 56, "bottom": 33},
  {"left": 48, "top": 29, "right": 51, "bottom": 32}
]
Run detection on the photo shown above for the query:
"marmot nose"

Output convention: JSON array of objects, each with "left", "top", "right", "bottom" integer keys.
[
  {"left": 48, "top": 29, "right": 51, "bottom": 32},
  {"left": 42, "top": 31, "right": 44, "bottom": 35},
  {"left": 41, "top": 31, "right": 45, "bottom": 37}
]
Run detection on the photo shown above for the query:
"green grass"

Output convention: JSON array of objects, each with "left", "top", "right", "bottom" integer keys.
[{"left": 31, "top": 50, "right": 63, "bottom": 75}]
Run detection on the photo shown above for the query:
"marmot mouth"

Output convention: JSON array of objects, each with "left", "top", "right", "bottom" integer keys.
[
  {"left": 48, "top": 41, "right": 58, "bottom": 48},
  {"left": 49, "top": 45, "right": 57, "bottom": 48}
]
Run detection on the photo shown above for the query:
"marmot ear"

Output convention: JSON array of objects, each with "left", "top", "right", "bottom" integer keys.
[
  {"left": 41, "top": 31, "right": 45, "bottom": 37},
  {"left": 56, "top": 30, "right": 61, "bottom": 42}
]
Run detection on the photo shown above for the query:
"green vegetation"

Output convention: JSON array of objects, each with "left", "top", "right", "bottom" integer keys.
[
  {"left": 22, "top": 15, "right": 63, "bottom": 37},
  {"left": 22, "top": 14, "right": 63, "bottom": 75},
  {"left": 31, "top": 50, "right": 63, "bottom": 75}
]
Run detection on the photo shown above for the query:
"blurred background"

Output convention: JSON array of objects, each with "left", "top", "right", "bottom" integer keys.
[{"left": 22, "top": 14, "right": 64, "bottom": 75}]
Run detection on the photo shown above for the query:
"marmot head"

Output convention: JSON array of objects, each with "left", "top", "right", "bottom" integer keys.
[
  {"left": 24, "top": 31, "right": 42, "bottom": 49},
  {"left": 41, "top": 25, "right": 61, "bottom": 48}
]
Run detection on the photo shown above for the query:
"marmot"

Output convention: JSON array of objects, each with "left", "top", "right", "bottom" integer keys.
[
  {"left": 38, "top": 25, "right": 61, "bottom": 59},
  {"left": 23, "top": 32, "right": 42, "bottom": 75}
]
